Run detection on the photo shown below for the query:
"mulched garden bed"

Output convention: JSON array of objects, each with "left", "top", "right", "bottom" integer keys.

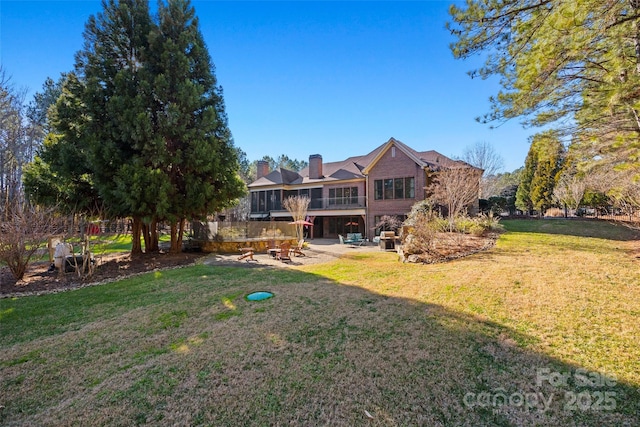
[
  {"left": 1, "top": 251, "right": 203, "bottom": 298},
  {"left": 399, "top": 232, "right": 500, "bottom": 264}
]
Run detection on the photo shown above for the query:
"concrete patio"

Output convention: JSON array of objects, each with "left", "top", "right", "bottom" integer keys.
[{"left": 202, "top": 237, "right": 382, "bottom": 268}]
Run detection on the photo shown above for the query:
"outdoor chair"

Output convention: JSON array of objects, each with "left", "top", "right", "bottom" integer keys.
[
  {"left": 292, "top": 239, "right": 306, "bottom": 257},
  {"left": 277, "top": 242, "right": 292, "bottom": 262},
  {"left": 340, "top": 233, "right": 366, "bottom": 245},
  {"left": 238, "top": 246, "right": 255, "bottom": 261},
  {"left": 267, "top": 240, "right": 279, "bottom": 258}
]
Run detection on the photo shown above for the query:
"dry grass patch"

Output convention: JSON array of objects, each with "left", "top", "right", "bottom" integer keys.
[{"left": 1, "top": 219, "right": 639, "bottom": 426}]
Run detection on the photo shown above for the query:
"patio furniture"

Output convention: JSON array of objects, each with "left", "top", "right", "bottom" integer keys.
[
  {"left": 347, "top": 233, "right": 367, "bottom": 246},
  {"left": 292, "top": 239, "right": 306, "bottom": 257},
  {"left": 267, "top": 240, "right": 279, "bottom": 258},
  {"left": 340, "top": 233, "right": 367, "bottom": 245},
  {"left": 267, "top": 248, "right": 279, "bottom": 258},
  {"left": 238, "top": 247, "right": 256, "bottom": 261},
  {"left": 276, "top": 242, "right": 292, "bottom": 262}
]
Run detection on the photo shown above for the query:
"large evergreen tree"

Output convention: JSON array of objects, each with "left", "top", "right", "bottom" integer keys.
[
  {"left": 76, "top": 0, "right": 157, "bottom": 253},
  {"left": 147, "top": 0, "right": 245, "bottom": 252},
  {"left": 23, "top": 74, "right": 101, "bottom": 214},
  {"left": 24, "top": 0, "right": 245, "bottom": 254}
]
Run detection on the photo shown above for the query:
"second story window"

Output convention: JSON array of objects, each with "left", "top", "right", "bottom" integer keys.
[
  {"left": 329, "top": 187, "right": 358, "bottom": 205},
  {"left": 374, "top": 177, "right": 415, "bottom": 200},
  {"left": 250, "top": 190, "right": 282, "bottom": 212}
]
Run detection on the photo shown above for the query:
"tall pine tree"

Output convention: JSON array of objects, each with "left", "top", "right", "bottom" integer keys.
[{"left": 449, "top": 1, "right": 640, "bottom": 183}]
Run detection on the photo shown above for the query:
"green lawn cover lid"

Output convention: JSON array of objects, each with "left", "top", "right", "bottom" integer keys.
[{"left": 246, "top": 291, "right": 274, "bottom": 301}]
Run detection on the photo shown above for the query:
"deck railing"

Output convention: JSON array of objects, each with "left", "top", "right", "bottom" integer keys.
[{"left": 251, "top": 196, "right": 366, "bottom": 214}]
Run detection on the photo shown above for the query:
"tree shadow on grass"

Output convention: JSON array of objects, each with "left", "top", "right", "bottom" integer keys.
[{"left": 0, "top": 265, "right": 638, "bottom": 426}]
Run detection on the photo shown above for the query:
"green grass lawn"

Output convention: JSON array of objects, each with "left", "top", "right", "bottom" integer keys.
[
  {"left": 1, "top": 219, "right": 638, "bottom": 426},
  {"left": 78, "top": 233, "right": 172, "bottom": 254}
]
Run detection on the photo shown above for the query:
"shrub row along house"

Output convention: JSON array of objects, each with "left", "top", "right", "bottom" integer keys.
[{"left": 248, "top": 137, "right": 481, "bottom": 239}]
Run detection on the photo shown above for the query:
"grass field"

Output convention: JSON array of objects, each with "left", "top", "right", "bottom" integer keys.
[{"left": 1, "top": 219, "right": 638, "bottom": 426}]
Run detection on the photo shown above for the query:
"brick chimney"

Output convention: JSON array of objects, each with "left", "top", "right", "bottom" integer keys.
[
  {"left": 309, "top": 154, "right": 323, "bottom": 179},
  {"left": 256, "top": 160, "right": 270, "bottom": 179}
]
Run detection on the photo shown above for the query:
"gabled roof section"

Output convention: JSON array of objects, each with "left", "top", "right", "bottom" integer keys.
[
  {"left": 415, "top": 149, "right": 479, "bottom": 171},
  {"left": 361, "top": 137, "right": 481, "bottom": 173},
  {"left": 297, "top": 157, "right": 366, "bottom": 183},
  {"left": 247, "top": 167, "right": 302, "bottom": 188},
  {"left": 362, "top": 137, "right": 431, "bottom": 174}
]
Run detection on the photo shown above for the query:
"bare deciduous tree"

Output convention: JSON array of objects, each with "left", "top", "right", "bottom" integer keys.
[
  {"left": 375, "top": 215, "right": 402, "bottom": 232},
  {"left": 553, "top": 174, "right": 587, "bottom": 215},
  {"left": 460, "top": 141, "right": 504, "bottom": 198},
  {"left": 608, "top": 176, "right": 640, "bottom": 223},
  {"left": 1, "top": 68, "right": 27, "bottom": 220},
  {"left": 579, "top": 165, "right": 640, "bottom": 227},
  {"left": 223, "top": 195, "right": 251, "bottom": 222},
  {"left": 0, "top": 204, "right": 64, "bottom": 280},
  {"left": 282, "top": 195, "right": 310, "bottom": 241},
  {"left": 427, "top": 167, "right": 482, "bottom": 231},
  {"left": 461, "top": 141, "right": 504, "bottom": 177},
  {"left": 1, "top": 67, "right": 49, "bottom": 221}
]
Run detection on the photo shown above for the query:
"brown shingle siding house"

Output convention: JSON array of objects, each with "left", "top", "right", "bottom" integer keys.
[{"left": 247, "top": 137, "right": 480, "bottom": 239}]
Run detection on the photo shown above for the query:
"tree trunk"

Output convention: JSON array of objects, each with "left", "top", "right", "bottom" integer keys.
[
  {"left": 177, "top": 217, "right": 185, "bottom": 253},
  {"left": 170, "top": 221, "right": 177, "bottom": 253},
  {"left": 131, "top": 217, "right": 143, "bottom": 255},
  {"left": 141, "top": 222, "right": 150, "bottom": 252},
  {"left": 147, "top": 218, "right": 159, "bottom": 253},
  {"left": 170, "top": 217, "right": 185, "bottom": 253}
]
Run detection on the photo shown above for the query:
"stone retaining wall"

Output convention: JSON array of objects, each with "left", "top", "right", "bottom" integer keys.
[{"left": 198, "top": 237, "right": 297, "bottom": 254}]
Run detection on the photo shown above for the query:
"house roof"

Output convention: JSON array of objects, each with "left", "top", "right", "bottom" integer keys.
[
  {"left": 247, "top": 137, "right": 479, "bottom": 188},
  {"left": 248, "top": 167, "right": 303, "bottom": 187}
]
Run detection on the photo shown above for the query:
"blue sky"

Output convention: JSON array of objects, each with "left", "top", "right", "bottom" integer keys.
[{"left": 1, "top": 0, "right": 533, "bottom": 171}]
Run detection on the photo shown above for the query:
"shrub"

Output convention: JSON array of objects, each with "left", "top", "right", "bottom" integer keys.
[
  {"left": 442, "top": 214, "right": 504, "bottom": 236},
  {"left": 0, "top": 204, "right": 64, "bottom": 280},
  {"left": 402, "top": 211, "right": 438, "bottom": 255},
  {"left": 452, "top": 216, "right": 476, "bottom": 233},
  {"left": 430, "top": 216, "right": 450, "bottom": 233},
  {"left": 474, "top": 213, "right": 505, "bottom": 234},
  {"left": 402, "top": 201, "right": 504, "bottom": 258},
  {"left": 467, "top": 223, "right": 486, "bottom": 236},
  {"left": 545, "top": 207, "right": 565, "bottom": 217}
]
